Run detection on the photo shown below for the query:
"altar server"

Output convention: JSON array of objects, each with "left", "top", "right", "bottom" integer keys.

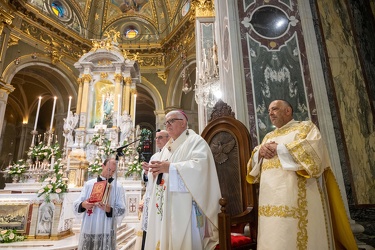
[{"left": 73, "top": 158, "right": 126, "bottom": 250}]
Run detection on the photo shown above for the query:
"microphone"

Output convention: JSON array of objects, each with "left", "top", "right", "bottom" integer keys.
[
  {"left": 153, "top": 129, "right": 163, "bottom": 184},
  {"left": 115, "top": 139, "right": 141, "bottom": 156},
  {"left": 156, "top": 172, "right": 163, "bottom": 185}
]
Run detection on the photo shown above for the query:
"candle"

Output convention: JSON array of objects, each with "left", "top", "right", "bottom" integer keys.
[
  {"left": 117, "top": 94, "right": 121, "bottom": 127},
  {"left": 34, "top": 96, "right": 42, "bottom": 131},
  {"left": 67, "top": 155, "right": 70, "bottom": 171},
  {"left": 49, "top": 96, "right": 57, "bottom": 132},
  {"left": 101, "top": 94, "right": 105, "bottom": 125},
  {"left": 67, "top": 96, "right": 72, "bottom": 120},
  {"left": 133, "top": 94, "right": 137, "bottom": 127}
]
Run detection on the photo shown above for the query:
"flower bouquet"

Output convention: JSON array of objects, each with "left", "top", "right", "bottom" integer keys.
[
  {"left": 37, "top": 159, "right": 68, "bottom": 202},
  {"left": 0, "top": 229, "right": 26, "bottom": 243},
  {"left": 4, "top": 159, "right": 27, "bottom": 182},
  {"left": 125, "top": 155, "right": 142, "bottom": 178},
  {"left": 88, "top": 156, "right": 103, "bottom": 176}
]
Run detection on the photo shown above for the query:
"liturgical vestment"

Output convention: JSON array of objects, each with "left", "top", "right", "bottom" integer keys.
[
  {"left": 145, "top": 129, "right": 221, "bottom": 250},
  {"left": 73, "top": 177, "right": 126, "bottom": 250},
  {"left": 247, "top": 120, "right": 357, "bottom": 250}
]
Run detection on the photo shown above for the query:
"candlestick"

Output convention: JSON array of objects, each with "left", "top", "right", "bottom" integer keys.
[
  {"left": 49, "top": 96, "right": 57, "bottom": 132},
  {"left": 67, "top": 96, "right": 72, "bottom": 120},
  {"left": 117, "top": 94, "right": 121, "bottom": 127},
  {"left": 34, "top": 96, "right": 42, "bottom": 131},
  {"left": 133, "top": 94, "right": 137, "bottom": 127}
]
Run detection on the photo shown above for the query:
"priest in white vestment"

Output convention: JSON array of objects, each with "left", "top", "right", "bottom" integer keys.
[
  {"left": 247, "top": 99, "right": 357, "bottom": 250},
  {"left": 139, "top": 129, "right": 169, "bottom": 250},
  {"left": 73, "top": 158, "right": 126, "bottom": 250},
  {"left": 144, "top": 110, "right": 221, "bottom": 250}
]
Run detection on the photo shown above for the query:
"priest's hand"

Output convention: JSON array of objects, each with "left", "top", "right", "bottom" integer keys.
[
  {"left": 97, "top": 202, "right": 111, "bottom": 213},
  {"left": 142, "top": 161, "right": 150, "bottom": 175},
  {"left": 259, "top": 141, "right": 278, "bottom": 160},
  {"left": 149, "top": 160, "right": 170, "bottom": 178},
  {"left": 82, "top": 199, "right": 95, "bottom": 210}
]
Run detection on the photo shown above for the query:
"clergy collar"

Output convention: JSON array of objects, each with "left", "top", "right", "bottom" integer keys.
[{"left": 98, "top": 176, "right": 114, "bottom": 183}]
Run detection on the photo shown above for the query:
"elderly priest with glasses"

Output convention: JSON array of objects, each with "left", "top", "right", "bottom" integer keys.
[{"left": 144, "top": 110, "right": 222, "bottom": 250}]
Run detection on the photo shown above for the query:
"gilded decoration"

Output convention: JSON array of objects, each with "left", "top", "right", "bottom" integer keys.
[
  {"left": 81, "top": 74, "right": 92, "bottom": 83},
  {"left": 261, "top": 158, "right": 282, "bottom": 171},
  {"left": 114, "top": 74, "right": 123, "bottom": 82},
  {"left": 7, "top": 34, "right": 20, "bottom": 47},
  {"left": 192, "top": 0, "right": 215, "bottom": 17},
  {"left": 124, "top": 77, "right": 132, "bottom": 85},
  {"left": 100, "top": 72, "right": 108, "bottom": 79},
  {"left": 258, "top": 175, "right": 308, "bottom": 249},
  {"left": 97, "top": 59, "right": 112, "bottom": 66}
]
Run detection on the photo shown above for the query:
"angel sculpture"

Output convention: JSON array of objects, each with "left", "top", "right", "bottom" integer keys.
[
  {"left": 119, "top": 111, "right": 133, "bottom": 143},
  {"left": 63, "top": 111, "right": 79, "bottom": 145}
]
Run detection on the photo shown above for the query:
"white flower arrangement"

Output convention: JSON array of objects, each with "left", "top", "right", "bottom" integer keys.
[
  {"left": 4, "top": 159, "right": 27, "bottom": 178},
  {"left": 37, "top": 159, "right": 68, "bottom": 202},
  {"left": 0, "top": 229, "right": 26, "bottom": 243}
]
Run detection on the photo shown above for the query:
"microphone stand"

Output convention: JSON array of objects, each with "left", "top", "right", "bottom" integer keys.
[{"left": 111, "top": 137, "right": 141, "bottom": 248}]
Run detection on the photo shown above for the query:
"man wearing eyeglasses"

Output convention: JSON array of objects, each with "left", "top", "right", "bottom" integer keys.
[
  {"left": 144, "top": 110, "right": 221, "bottom": 250},
  {"left": 139, "top": 129, "right": 169, "bottom": 250}
]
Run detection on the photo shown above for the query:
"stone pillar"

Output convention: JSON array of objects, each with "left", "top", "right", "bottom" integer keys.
[
  {"left": 130, "top": 88, "right": 137, "bottom": 127},
  {"left": 76, "top": 78, "right": 83, "bottom": 115},
  {"left": 50, "top": 196, "right": 63, "bottom": 239},
  {"left": 114, "top": 74, "right": 123, "bottom": 127},
  {"left": 17, "top": 123, "right": 32, "bottom": 160},
  {"left": 0, "top": 82, "right": 15, "bottom": 135},
  {"left": 28, "top": 201, "right": 41, "bottom": 239},
  {"left": 79, "top": 74, "right": 92, "bottom": 128},
  {"left": 123, "top": 77, "right": 132, "bottom": 115}
]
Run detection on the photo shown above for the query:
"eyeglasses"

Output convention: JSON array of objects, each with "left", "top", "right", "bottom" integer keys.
[
  {"left": 163, "top": 118, "right": 183, "bottom": 126},
  {"left": 155, "top": 136, "right": 168, "bottom": 140}
]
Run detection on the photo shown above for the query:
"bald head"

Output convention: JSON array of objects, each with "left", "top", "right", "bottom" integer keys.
[
  {"left": 268, "top": 100, "right": 293, "bottom": 128},
  {"left": 155, "top": 129, "right": 169, "bottom": 150}
]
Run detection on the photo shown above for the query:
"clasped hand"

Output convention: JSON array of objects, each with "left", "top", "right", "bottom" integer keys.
[
  {"left": 148, "top": 160, "right": 170, "bottom": 178},
  {"left": 259, "top": 141, "right": 278, "bottom": 160},
  {"left": 82, "top": 199, "right": 110, "bottom": 212}
]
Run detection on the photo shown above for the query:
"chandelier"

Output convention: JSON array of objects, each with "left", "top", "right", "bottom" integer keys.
[{"left": 194, "top": 42, "right": 220, "bottom": 107}]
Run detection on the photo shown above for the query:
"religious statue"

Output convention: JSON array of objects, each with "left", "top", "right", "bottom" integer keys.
[
  {"left": 119, "top": 111, "right": 133, "bottom": 143},
  {"left": 63, "top": 111, "right": 79, "bottom": 145},
  {"left": 37, "top": 202, "right": 54, "bottom": 234}
]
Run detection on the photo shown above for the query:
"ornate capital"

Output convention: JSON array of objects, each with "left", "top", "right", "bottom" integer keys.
[
  {"left": 114, "top": 73, "right": 123, "bottom": 82},
  {"left": 124, "top": 77, "right": 132, "bottom": 85},
  {"left": 81, "top": 74, "right": 92, "bottom": 83},
  {"left": 192, "top": 0, "right": 215, "bottom": 17},
  {"left": 0, "top": 80, "right": 15, "bottom": 94}
]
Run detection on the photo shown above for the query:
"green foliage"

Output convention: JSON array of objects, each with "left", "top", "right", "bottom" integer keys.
[
  {"left": 37, "top": 159, "right": 68, "bottom": 200},
  {"left": 4, "top": 159, "right": 27, "bottom": 177},
  {"left": 27, "top": 142, "right": 62, "bottom": 160},
  {"left": 0, "top": 229, "right": 26, "bottom": 243}
]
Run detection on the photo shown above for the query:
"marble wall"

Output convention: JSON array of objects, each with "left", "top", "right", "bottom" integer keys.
[{"left": 315, "top": 0, "right": 375, "bottom": 206}]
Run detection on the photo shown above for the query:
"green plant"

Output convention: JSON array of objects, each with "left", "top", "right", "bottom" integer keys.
[
  {"left": 37, "top": 159, "right": 68, "bottom": 202},
  {"left": 27, "top": 142, "right": 62, "bottom": 160},
  {"left": 0, "top": 229, "right": 26, "bottom": 243},
  {"left": 125, "top": 155, "right": 142, "bottom": 177},
  {"left": 5, "top": 159, "right": 27, "bottom": 178},
  {"left": 88, "top": 156, "right": 103, "bottom": 175}
]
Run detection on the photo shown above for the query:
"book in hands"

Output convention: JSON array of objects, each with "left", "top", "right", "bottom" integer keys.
[{"left": 88, "top": 181, "right": 111, "bottom": 204}]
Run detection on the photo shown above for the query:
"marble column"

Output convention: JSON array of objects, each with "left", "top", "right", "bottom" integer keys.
[
  {"left": 78, "top": 74, "right": 92, "bottom": 128},
  {"left": 0, "top": 82, "right": 15, "bottom": 134},
  {"left": 123, "top": 77, "right": 132, "bottom": 115}
]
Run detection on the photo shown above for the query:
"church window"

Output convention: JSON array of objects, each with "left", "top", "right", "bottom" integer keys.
[
  {"left": 124, "top": 26, "right": 139, "bottom": 39},
  {"left": 51, "top": 1, "right": 65, "bottom": 18}
]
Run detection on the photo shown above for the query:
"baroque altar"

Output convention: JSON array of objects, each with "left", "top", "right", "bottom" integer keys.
[{"left": 0, "top": 30, "right": 145, "bottom": 242}]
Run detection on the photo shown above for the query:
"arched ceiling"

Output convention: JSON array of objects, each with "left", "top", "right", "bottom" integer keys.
[{"left": 25, "top": 0, "right": 192, "bottom": 48}]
